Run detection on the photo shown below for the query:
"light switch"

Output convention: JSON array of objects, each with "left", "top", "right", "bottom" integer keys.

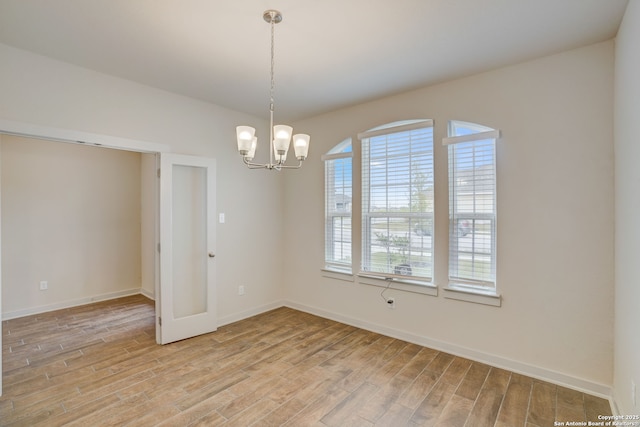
[{"left": 219, "top": 213, "right": 225, "bottom": 223}]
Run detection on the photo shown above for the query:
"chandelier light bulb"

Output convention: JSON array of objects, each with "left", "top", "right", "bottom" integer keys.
[
  {"left": 236, "top": 126, "right": 256, "bottom": 154},
  {"left": 246, "top": 137, "right": 257, "bottom": 160},
  {"left": 293, "top": 134, "right": 310, "bottom": 160}
]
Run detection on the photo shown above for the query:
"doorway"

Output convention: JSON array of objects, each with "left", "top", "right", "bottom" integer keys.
[
  {"left": 0, "top": 120, "right": 218, "bottom": 396},
  {"left": 1, "top": 134, "right": 152, "bottom": 317}
]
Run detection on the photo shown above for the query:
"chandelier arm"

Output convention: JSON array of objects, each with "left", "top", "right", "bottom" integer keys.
[
  {"left": 242, "top": 157, "right": 271, "bottom": 169},
  {"left": 242, "top": 156, "right": 301, "bottom": 170},
  {"left": 276, "top": 161, "right": 303, "bottom": 170},
  {"left": 246, "top": 162, "right": 274, "bottom": 170}
]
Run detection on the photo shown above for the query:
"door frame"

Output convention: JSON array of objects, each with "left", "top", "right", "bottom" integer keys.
[{"left": 0, "top": 118, "right": 171, "bottom": 396}]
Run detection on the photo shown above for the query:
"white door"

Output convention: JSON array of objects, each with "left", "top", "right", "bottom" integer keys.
[{"left": 157, "top": 153, "right": 217, "bottom": 344}]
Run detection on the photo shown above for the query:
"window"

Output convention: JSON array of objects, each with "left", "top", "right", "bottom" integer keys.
[
  {"left": 323, "top": 119, "right": 500, "bottom": 304},
  {"left": 323, "top": 139, "right": 353, "bottom": 273},
  {"left": 360, "top": 120, "right": 434, "bottom": 281},
  {"left": 444, "top": 120, "right": 499, "bottom": 291}
]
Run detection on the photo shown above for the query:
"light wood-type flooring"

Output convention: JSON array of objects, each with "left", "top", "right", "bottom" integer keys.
[{"left": 1, "top": 295, "right": 612, "bottom": 426}]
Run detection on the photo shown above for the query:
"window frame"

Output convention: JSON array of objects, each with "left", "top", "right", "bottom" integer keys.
[
  {"left": 322, "top": 139, "right": 353, "bottom": 274},
  {"left": 358, "top": 120, "right": 435, "bottom": 284},
  {"left": 320, "top": 119, "right": 502, "bottom": 307},
  {"left": 443, "top": 120, "right": 500, "bottom": 303}
]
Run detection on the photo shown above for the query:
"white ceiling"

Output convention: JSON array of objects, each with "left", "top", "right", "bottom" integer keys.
[{"left": 0, "top": 0, "right": 629, "bottom": 121}]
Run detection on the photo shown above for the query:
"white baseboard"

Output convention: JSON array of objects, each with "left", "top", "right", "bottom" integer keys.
[
  {"left": 217, "top": 300, "right": 285, "bottom": 328},
  {"left": 2, "top": 288, "right": 142, "bottom": 320},
  {"left": 284, "top": 300, "right": 613, "bottom": 400},
  {"left": 610, "top": 390, "right": 623, "bottom": 417},
  {"left": 140, "top": 288, "right": 155, "bottom": 301}
]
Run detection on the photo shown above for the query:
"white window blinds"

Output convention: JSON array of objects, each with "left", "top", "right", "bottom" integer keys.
[
  {"left": 360, "top": 120, "right": 434, "bottom": 281},
  {"left": 323, "top": 140, "right": 353, "bottom": 272},
  {"left": 444, "top": 121, "right": 499, "bottom": 289}
]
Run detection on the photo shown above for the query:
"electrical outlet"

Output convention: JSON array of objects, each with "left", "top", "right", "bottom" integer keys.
[
  {"left": 238, "top": 285, "right": 245, "bottom": 296},
  {"left": 386, "top": 297, "right": 395, "bottom": 309},
  {"left": 39, "top": 281, "right": 48, "bottom": 291}
]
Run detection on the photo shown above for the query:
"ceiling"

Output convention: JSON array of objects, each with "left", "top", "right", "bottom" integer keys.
[{"left": 0, "top": 0, "right": 629, "bottom": 121}]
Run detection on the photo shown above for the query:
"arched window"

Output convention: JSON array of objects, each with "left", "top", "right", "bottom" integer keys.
[
  {"left": 358, "top": 120, "right": 434, "bottom": 280},
  {"left": 322, "top": 139, "right": 353, "bottom": 273},
  {"left": 444, "top": 120, "right": 499, "bottom": 290}
]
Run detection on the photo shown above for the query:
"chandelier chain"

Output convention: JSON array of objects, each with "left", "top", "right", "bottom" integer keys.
[{"left": 269, "top": 15, "right": 276, "bottom": 114}]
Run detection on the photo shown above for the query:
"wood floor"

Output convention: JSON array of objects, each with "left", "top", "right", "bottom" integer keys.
[{"left": 1, "top": 295, "right": 611, "bottom": 426}]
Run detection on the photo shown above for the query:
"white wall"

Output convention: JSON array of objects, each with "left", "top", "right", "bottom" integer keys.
[
  {"left": 1, "top": 135, "right": 141, "bottom": 316},
  {"left": 0, "top": 42, "right": 285, "bottom": 324},
  {"left": 614, "top": 0, "right": 640, "bottom": 416},
  {"left": 285, "top": 41, "right": 615, "bottom": 392}
]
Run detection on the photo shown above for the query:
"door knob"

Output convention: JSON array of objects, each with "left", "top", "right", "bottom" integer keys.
[{"left": 208, "top": 252, "right": 215, "bottom": 258}]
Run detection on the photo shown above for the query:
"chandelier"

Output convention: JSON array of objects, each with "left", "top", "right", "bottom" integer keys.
[{"left": 236, "top": 10, "right": 310, "bottom": 170}]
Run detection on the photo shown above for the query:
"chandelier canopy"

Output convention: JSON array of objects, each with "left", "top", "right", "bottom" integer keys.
[{"left": 236, "top": 10, "right": 310, "bottom": 170}]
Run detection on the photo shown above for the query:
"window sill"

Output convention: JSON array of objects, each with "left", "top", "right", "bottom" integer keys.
[
  {"left": 321, "top": 268, "right": 355, "bottom": 282},
  {"left": 358, "top": 274, "right": 438, "bottom": 297},
  {"left": 443, "top": 285, "right": 501, "bottom": 307}
]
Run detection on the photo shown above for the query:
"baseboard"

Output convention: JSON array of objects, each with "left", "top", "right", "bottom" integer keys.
[
  {"left": 140, "top": 288, "right": 155, "bottom": 301},
  {"left": 2, "top": 288, "right": 142, "bottom": 320},
  {"left": 610, "top": 390, "right": 623, "bottom": 416},
  {"left": 217, "top": 300, "right": 285, "bottom": 328},
  {"left": 284, "top": 300, "right": 613, "bottom": 400}
]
